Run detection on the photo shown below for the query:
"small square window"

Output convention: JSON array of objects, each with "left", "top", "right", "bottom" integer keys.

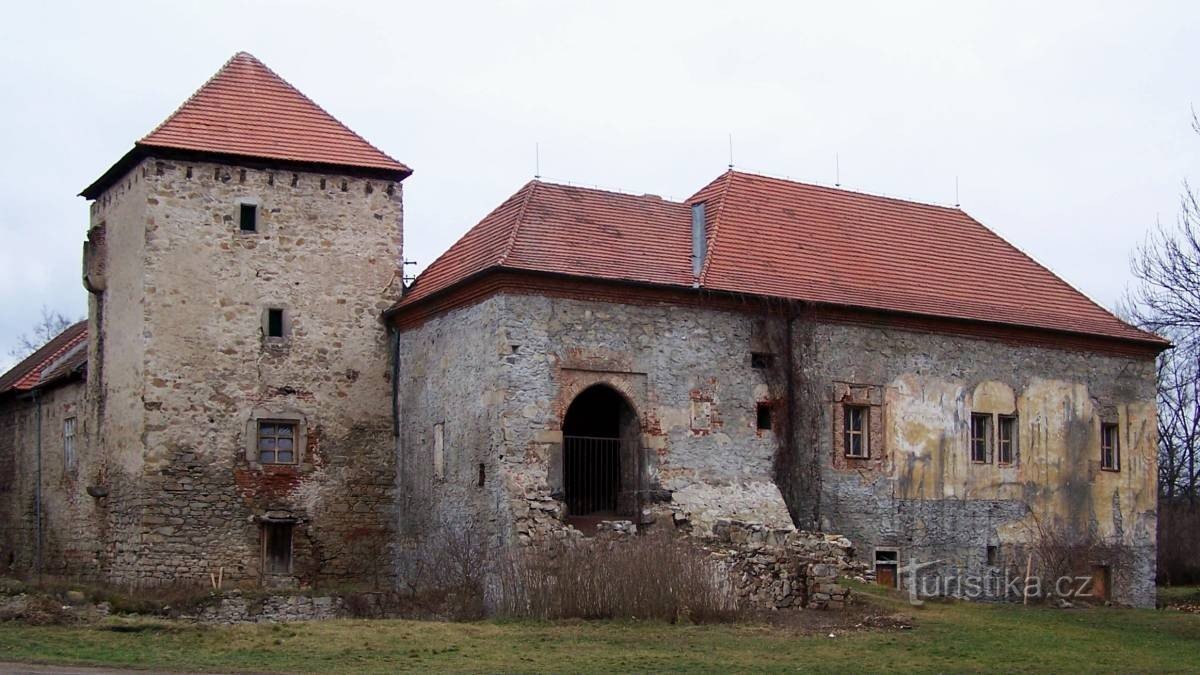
[
  {"left": 751, "top": 352, "right": 774, "bottom": 369},
  {"left": 258, "top": 421, "right": 297, "bottom": 464},
  {"left": 239, "top": 203, "right": 258, "bottom": 232},
  {"left": 1101, "top": 423, "right": 1120, "bottom": 471},
  {"left": 263, "top": 522, "right": 293, "bottom": 574},
  {"left": 970, "top": 413, "right": 992, "bottom": 463},
  {"left": 756, "top": 402, "right": 773, "bottom": 431},
  {"left": 997, "top": 415, "right": 1017, "bottom": 465},
  {"left": 844, "top": 405, "right": 869, "bottom": 457},
  {"left": 267, "top": 308, "right": 285, "bottom": 339}
]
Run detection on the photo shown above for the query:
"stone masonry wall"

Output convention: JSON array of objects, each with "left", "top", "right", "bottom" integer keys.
[
  {"left": 0, "top": 382, "right": 102, "bottom": 578},
  {"left": 86, "top": 157, "right": 404, "bottom": 588}
]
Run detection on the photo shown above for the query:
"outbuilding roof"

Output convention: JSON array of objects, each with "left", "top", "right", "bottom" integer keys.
[{"left": 0, "top": 321, "right": 88, "bottom": 396}]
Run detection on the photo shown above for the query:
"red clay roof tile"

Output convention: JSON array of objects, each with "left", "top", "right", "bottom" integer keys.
[
  {"left": 0, "top": 321, "right": 88, "bottom": 395},
  {"left": 139, "top": 52, "right": 408, "bottom": 174},
  {"left": 395, "top": 171, "right": 1163, "bottom": 347}
]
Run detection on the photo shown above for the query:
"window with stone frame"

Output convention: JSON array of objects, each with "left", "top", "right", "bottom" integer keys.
[
  {"left": 257, "top": 421, "right": 297, "bottom": 464},
  {"left": 997, "top": 415, "right": 1017, "bottom": 465},
  {"left": 970, "top": 413, "right": 992, "bottom": 464},
  {"left": 843, "top": 405, "right": 869, "bottom": 457},
  {"left": 1101, "top": 422, "right": 1121, "bottom": 471},
  {"left": 831, "top": 382, "right": 883, "bottom": 464}
]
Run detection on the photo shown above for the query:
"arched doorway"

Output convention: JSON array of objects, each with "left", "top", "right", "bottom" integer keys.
[{"left": 561, "top": 384, "right": 641, "bottom": 521}]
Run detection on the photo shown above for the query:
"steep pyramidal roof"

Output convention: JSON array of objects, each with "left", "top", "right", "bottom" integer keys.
[
  {"left": 83, "top": 52, "right": 408, "bottom": 198},
  {"left": 394, "top": 171, "right": 1164, "bottom": 349}
]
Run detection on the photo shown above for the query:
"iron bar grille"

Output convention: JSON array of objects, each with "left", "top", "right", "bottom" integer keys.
[{"left": 563, "top": 435, "right": 625, "bottom": 515}]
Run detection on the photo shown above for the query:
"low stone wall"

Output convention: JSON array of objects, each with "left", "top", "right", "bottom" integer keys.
[
  {"left": 704, "top": 519, "right": 864, "bottom": 610},
  {"left": 181, "top": 592, "right": 346, "bottom": 623}
]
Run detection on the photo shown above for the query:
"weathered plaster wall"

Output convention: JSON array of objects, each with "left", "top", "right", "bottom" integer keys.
[
  {"left": 394, "top": 297, "right": 513, "bottom": 574},
  {"left": 87, "top": 158, "right": 404, "bottom": 588},
  {"left": 795, "top": 320, "right": 1158, "bottom": 606},
  {"left": 0, "top": 382, "right": 101, "bottom": 578}
]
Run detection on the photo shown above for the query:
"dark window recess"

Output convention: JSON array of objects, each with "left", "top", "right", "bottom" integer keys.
[
  {"left": 986, "top": 545, "right": 999, "bottom": 566},
  {"left": 477, "top": 463, "right": 486, "bottom": 487},
  {"left": 756, "top": 402, "right": 773, "bottom": 431},
  {"left": 267, "top": 308, "right": 285, "bottom": 338},
  {"left": 258, "top": 422, "right": 297, "bottom": 464},
  {"left": 1101, "top": 423, "right": 1121, "bottom": 471},
  {"left": 844, "top": 405, "right": 868, "bottom": 457},
  {"left": 970, "top": 413, "right": 992, "bottom": 463},
  {"left": 239, "top": 203, "right": 257, "bottom": 232},
  {"left": 998, "top": 415, "right": 1017, "bottom": 464},
  {"left": 751, "top": 352, "right": 774, "bottom": 369},
  {"left": 263, "top": 522, "right": 293, "bottom": 574}
]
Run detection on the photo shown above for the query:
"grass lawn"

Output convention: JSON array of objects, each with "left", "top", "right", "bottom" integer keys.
[{"left": 1, "top": 587, "right": 1199, "bottom": 673}]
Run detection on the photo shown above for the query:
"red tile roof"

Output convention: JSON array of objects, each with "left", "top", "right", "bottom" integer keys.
[
  {"left": 394, "top": 171, "right": 1164, "bottom": 347},
  {"left": 82, "top": 52, "right": 408, "bottom": 198},
  {"left": 0, "top": 321, "right": 88, "bottom": 396}
]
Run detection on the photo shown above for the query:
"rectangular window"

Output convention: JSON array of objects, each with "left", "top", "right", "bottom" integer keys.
[
  {"left": 844, "top": 405, "right": 868, "bottom": 457},
  {"left": 997, "top": 415, "right": 1017, "bottom": 465},
  {"left": 258, "top": 421, "right": 297, "bottom": 464},
  {"left": 239, "top": 203, "right": 257, "bottom": 232},
  {"left": 267, "top": 308, "right": 285, "bottom": 338},
  {"left": 986, "top": 545, "right": 998, "bottom": 566},
  {"left": 756, "top": 402, "right": 773, "bottom": 431},
  {"left": 63, "top": 417, "right": 77, "bottom": 471},
  {"left": 970, "top": 413, "right": 992, "bottom": 463},
  {"left": 751, "top": 352, "right": 773, "bottom": 369},
  {"left": 1101, "top": 423, "right": 1120, "bottom": 471},
  {"left": 263, "top": 522, "right": 293, "bottom": 574}
]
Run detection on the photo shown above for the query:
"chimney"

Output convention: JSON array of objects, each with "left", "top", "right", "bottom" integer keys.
[{"left": 692, "top": 202, "right": 707, "bottom": 278}]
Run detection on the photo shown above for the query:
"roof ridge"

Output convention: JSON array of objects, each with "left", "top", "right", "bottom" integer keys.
[
  {"left": 499, "top": 180, "right": 539, "bottom": 266},
  {"left": 698, "top": 170, "right": 735, "bottom": 285},
  {"left": 730, "top": 169, "right": 962, "bottom": 213}
]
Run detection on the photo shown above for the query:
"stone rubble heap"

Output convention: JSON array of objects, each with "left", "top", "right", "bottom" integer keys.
[{"left": 703, "top": 519, "right": 865, "bottom": 610}]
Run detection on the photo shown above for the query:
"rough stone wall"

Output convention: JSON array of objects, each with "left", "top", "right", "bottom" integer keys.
[
  {"left": 85, "top": 157, "right": 404, "bottom": 588},
  {"left": 792, "top": 320, "right": 1158, "bottom": 607},
  {"left": 394, "top": 298, "right": 514, "bottom": 576},
  {"left": 492, "top": 293, "right": 794, "bottom": 537},
  {"left": 0, "top": 381, "right": 101, "bottom": 578}
]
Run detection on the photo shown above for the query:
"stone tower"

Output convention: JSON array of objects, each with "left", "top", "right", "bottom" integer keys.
[{"left": 79, "top": 53, "right": 409, "bottom": 587}]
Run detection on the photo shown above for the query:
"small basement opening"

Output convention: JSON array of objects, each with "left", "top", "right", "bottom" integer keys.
[{"left": 562, "top": 384, "right": 641, "bottom": 530}]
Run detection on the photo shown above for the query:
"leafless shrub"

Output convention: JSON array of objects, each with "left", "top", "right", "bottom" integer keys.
[
  {"left": 495, "top": 530, "right": 740, "bottom": 622},
  {"left": 1159, "top": 500, "right": 1200, "bottom": 585},
  {"left": 398, "top": 524, "right": 490, "bottom": 620},
  {"left": 1023, "top": 517, "right": 1130, "bottom": 601}
]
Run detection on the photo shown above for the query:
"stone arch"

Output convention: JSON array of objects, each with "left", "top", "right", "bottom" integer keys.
[{"left": 560, "top": 383, "right": 643, "bottom": 521}]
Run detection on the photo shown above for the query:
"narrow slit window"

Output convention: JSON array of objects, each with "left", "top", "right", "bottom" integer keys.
[
  {"left": 63, "top": 417, "right": 77, "bottom": 471},
  {"left": 1101, "top": 423, "right": 1120, "bottom": 471},
  {"left": 756, "top": 402, "right": 773, "bottom": 431},
  {"left": 263, "top": 522, "right": 293, "bottom": 574},
  {"left": 844, "top": 405, "right": 869, "bottom": 457},
  {"left": 997, "top": 415, "right": 1017, "bottom": 465},
  {"left": 751, "top": 352, "right": 773, "bottom": 369},
  {"left": 239, "top": 203, "right": 258, "bottom": 232},
  {"left": 986, "top": 545, "right": 999, "bottom": 566},
  {"left": 258, "top": 421, "right": 297, "bottom": 464},
  {"left": 267, "top": 308, "right": 285, "bottom": 339},
  {"left": 970, "top": 413, "right": 992, "bottom": 463}
]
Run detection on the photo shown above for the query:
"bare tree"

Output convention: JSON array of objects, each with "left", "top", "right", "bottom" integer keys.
[{"left": 8, "top": 305, "right": 77, "bottom": 361}]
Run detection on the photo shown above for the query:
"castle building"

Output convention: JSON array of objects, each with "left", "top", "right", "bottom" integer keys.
[{"left": 0, "top": 53, "right": 1166, "bottom": 606}]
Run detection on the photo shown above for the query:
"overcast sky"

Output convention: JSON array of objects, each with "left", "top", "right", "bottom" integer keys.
[{"left": 1, "top": 1, "right": 1196, "bottom": 371}]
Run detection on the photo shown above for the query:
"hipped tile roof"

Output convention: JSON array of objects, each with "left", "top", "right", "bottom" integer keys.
[{"left": 395, "top": 171, "right": 1164, "bottom": 347}]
